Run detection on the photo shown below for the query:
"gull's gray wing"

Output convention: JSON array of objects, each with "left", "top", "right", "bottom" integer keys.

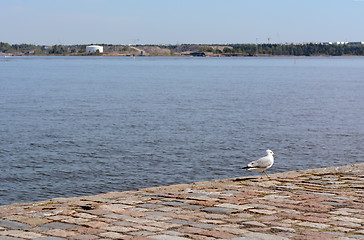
[{"left": 248, "top": 156, "right": 272, "bottom": 168}]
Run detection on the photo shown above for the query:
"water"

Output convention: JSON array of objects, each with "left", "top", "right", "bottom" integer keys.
[{"left": 1, "top": 56, "right": 364, "bottom": 205}]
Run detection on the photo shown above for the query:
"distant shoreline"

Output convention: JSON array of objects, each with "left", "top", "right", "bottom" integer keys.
[
  {"left": 2, "top": 42, "right": 364, "bottom": 57},
  {"left": 3, "top": 54, "right": 364, "bottom": 58}
]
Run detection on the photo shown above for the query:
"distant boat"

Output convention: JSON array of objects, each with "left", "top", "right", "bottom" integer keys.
[{"left": 190, "top": 52, "right": 206, "bottom": 57}]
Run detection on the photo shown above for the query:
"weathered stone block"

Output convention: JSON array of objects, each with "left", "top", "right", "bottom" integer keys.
[{"left": 0, "top": 220, "right": 31, "bottom": 230}]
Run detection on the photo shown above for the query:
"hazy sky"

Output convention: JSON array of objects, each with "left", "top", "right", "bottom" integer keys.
[{"left": 1, "top": 0, "right": 364, "bottom": 45}]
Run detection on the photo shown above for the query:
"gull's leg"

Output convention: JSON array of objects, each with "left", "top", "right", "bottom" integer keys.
[
  {"left": 263, "top": 171, "right": 270, "bottom": 178},
  {"left": 260, "top": 172, "right": 265, "bottom": 180}
]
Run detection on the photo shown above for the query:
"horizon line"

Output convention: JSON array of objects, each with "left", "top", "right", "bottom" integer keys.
[{"left": 2, "top": 41, "right": 364, "bottom": 46}]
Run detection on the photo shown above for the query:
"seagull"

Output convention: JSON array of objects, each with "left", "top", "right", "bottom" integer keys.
[{"left": 242, "top": 149, "right": 276, "bottom": 178}]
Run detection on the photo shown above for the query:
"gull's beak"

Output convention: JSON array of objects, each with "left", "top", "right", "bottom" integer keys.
[{"left": 273, "top": 153, "right": 276, "bottom": 155}]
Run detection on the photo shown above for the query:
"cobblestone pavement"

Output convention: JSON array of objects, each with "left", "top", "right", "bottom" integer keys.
[{"left": 1, "top": 164, "right": 363, "bottom": 240}]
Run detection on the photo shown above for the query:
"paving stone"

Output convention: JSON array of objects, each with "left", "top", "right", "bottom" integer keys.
[
  {"left": 0, "top": 220, "right": 31, "bottom": 229},
  {"left": 0, "top": 230, "right": 19, "bottom": 236},
  {"left": 281, "top": 219, "right": 300, "bottom": 224},
  {"left": 162, "top": 202, "right": 186, "bottom": 207},
  {"left": 329, "top": 227, "right": 355, "bottom": 233},
  {"left": 64, "top": 217, "right": 91, "bottom": 225},
  {"left": 186, "top": 235, "right": 216, "bottom": 240},
  {"left": 297, "top": 221, "right": 330, "bottom": 229},
  {"left": 73, "top": 212, "right": 98, "bottom": 219},
  {"left": 150, "top": 235, "right": 191, "bottom": 240},
  {"left": 33, "top": 237, "right": 66, "bottom": 240},
  {"left": 258, "top": 194, "right": 301, "bottom": 204},
  {"left": 28, "top": 212, "right": 56, "bottom": 218},
  {"left": 191, "top": 200, "right": 218, "bottom": 207},
  {"left": 99, "top": 203, "right": 132, "bottom": 211},
  {"left": 81, "top": 220, "right": 109, "bottom": 228},
  {"left": 231, "top": 238, "right": 256, "bottom": 240},
  {"left": 199, "top": 213, "right": 228, "bottom": 220},
  {"left": 44, "top": 229, "right": 77, "bottom": 238},
  {"left": 200, "top": 229, "right": 237, "bottom": 239},
  {"left": 339, "top": 208, "right": 364, "bottom": 214},
  {"left": 329, "top": 209, "right": 352, "bottom": 216},
  {"left": 240, "top": 203, "right": 277, "bottom": 210},
  {"left": 144, "top": 214, "right": 172, "bottom": 221},
  {"left": 331, "top": 221, "right": 362, "bottom": 228},
  {"left": 331, "top": 216, "right": 364, "bottom": 223},
  {"left": 323, "top": 231, "right": 346, "bottom": 237},
  {"left": 168, "top": 209, "right": 195, "bottom": 216},
  {"left": 111, "top": 220, "right": 138, "bottom": 227},
  {"left": 145, "top": 211, "right": 174, "bottom": 217},
  {"left": 256, "top": 215, "right": 282, "bottom": 223},
  {"left": 166, "top": 219, "right": 216, "bottom": 229},
  {"left": 0, "top": 237, "right": 28, "bottom": 240},
  {"left": 38, "top": 222, "right": 79, "bottom": 230},
  {"left": 198, "top": 219, "right": 225, "bottom": 224},
  {"left": 200, "top": 207, "right": 238, "bottom": 214},
  {"left": 159, "top": 231, "right": 185, "bottom": 236},
  {"left": 19, "top": 217, "right": 52, "bottom": 226},
  {"left": 181, "top": 205, "right": 203, "bottom": 210},
  {"left": 129, "top": 231, "right": 155, "bottom": 236},
  {"left": 125, "top": 217, "right": 154, "bottom": 224},
  {"left": 98, "top": 231, "right": 128, "bottom": 239},
  {"left": 215, "top": 203, "right": 253, "bottom": 211},
  {"left": 79, "top": 209, "right": 112, "bottom": 216},
  {"left": 71, "top": 226, "right": 106, "bottom": 235},
  {"left": 101, "top": 225, "right": 138, "bottom": 233},
  {"left": 299, "top": 230, "right": 344, "bottom": 239},
  {"left": 302, "top": 180, "right": 327, "bottom": 185},
  {"left": 348, "top": 235, "right": 364, "bottom": 239},
  {"left": 230, "top": 212, "right": 254, "bottom": 219},
  {"left": 321, "top": 201, "right": 348, "bottom": 207},
  {"left": 216, "top": 226, "right": 250, "bottom": 235},
  {"left": 68, "top": 235, "right": 99, "bottom": 240},
  {"left": 46, "top": 216, "right": 69, "bottom": 221},
  {"left": 270, "top": 226, "right": 296, "bottom": 233},
  {"left": 248, "top": 209, "right": 277, "bottom": 215},
  {"left": 155, "top": 206, "right": 180, "bottom": 213},
  {"left": 137, "top": 204, "right": 164, "bottom": 209},
  {"left": 322, "top": 177, "right": 339, "bottom": 181},
  {"left": 5, "top": 231, "right": 43, "bottom": 239},
  {"left": 176, "top": 226, "right": 207, "bottom": 235},
  {"left": 135, "top": 225, "right": 164, "bottom": 232},
  {"left": 145, "top": 221, "right": 180, "bottom": 230},
  {"left": 238, "top": 232, "right": 290, "bottom": 240},
  {"left": 123, "top": 237, "right": 155, "bottom": 240},
  {"left": 102, "top": 213, "right": 129, "bottom": 220},
  {"left": 241, "top": 221, "right": 267, "bottom": 228}
]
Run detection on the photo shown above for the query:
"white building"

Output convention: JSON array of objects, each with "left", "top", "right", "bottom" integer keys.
[
  {"left": 335, "top": 42, "right": 349, "bottom": 45},
  {"left": 86, "top": 45, "right": 103, "bottom": 53}
]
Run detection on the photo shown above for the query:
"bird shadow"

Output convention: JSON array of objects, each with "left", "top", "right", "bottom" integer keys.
[{"left": 232, "top": 177, "right": 259, "bottom": 182}]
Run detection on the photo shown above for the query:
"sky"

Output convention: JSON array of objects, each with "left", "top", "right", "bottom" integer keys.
[{"left": 1, "top": 0, "right": 364, "bottom": 45}]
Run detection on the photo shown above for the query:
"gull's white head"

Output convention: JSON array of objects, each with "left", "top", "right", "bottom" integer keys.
[{"left": 266, "top": 149, "right": 276, "bottom": 156}]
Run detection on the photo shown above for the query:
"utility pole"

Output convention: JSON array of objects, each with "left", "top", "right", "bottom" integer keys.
[
  {"left": 256, "top": 38, "right": 259, "bottom": 56},
  {"left": 129, "top": 39, "right": 140, "bottom": 45}
]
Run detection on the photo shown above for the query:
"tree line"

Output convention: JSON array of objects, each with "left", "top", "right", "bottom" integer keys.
[
  {"left": 0, "top": 42, "right": 87, "bottom": 55},
  {"left": 242, "top": 43, "right": 362, "bottom": 56},
  {"left": 199, "top": 43, "right": 364, "bottom": 56},
  {"left": 1, "top": 42, "right": 364, "bottom": 56}
]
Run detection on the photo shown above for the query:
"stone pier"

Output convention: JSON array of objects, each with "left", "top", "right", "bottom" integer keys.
[{"left": 1, "top": 164, "right": 363, "bottom": 240}]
